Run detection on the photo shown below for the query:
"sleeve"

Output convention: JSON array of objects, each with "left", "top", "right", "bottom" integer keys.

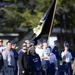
[
  {"left": 54, "top": 54, "right": 57, "bottom": 62},
  {"left": 1, "top": 54, "right": 4, "bottom": 67},
  {"left": 70, "top": 48, "right": 74, "bottom": 61},
  {"left": 2, "top": 51, "right": 8, "bottom": 68},
  {"left": 18, "top": 53, "right": 24, "bottom": 71},
  {"left": 70, "top": 53, "right": 73, "bottom": 60}
]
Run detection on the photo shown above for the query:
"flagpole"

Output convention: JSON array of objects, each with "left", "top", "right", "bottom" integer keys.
[{"left": 48, "top": 0, "right": 58, "bottom": 42}]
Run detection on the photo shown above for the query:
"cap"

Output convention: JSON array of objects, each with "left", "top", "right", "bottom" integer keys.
[
  {"left": 64, "top": 41, "right": 68, "bottom": 44},
  {"left": 64, "top": 43, "right": 69, "bottom": 47},
  {"left": 43, "top": 39, "right": 47, "bottom": 43},
  {"left": 37, "top": 39, "right": 43, "bottom": 43},
  {"left": 30, "top": 40, "right": 35, "bottom": 44},
  {"left": 10, "top": 40, "right": 17, "bottom": 44},
  {"left": 28, "top": 46, "right": 35, "bottom": 51},
  {"left": 25, "top": 40, "right": 30, "bottom": 43},
  {"left": 54, "top": 40, "right": 59, "bottom": 44}
]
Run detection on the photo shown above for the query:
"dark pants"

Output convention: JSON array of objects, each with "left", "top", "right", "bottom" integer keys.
[
  {"left": 50, "top": 63, "right": 55, "bottom": 75},
  {"left": 63, "top": 62, "right": 72, "bottom": 75},
  {"left": 19, "top": 69, "right": 30, "bottom": 75},
  {"left": 31, "top": 71, "right": 42, "bottom": 75},
  {"left": 14, "top": 66, "right": 18, "bottom": 75},
  {"left": 45, "top": 60, "right": 50, "bottom": 75}
]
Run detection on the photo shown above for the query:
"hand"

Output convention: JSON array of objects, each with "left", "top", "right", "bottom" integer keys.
[
  {"left": 71, "top": 64, "right": 74, "bottom": 69},
  {"left": 0, "top": 69, "right": 2, "bottom": 72},
  {"left": 55, "top": 67, "right": 58, "bottom": 70},
  {"left": 36, "top": 67, "right": 41, "bottom": 71},
  {"left": 22, "top": 71, "right": 25, "bottom": 73},
  {"left": 50, "top": 53, "right": 53, "bottom": 56},
  {"left": 64, "top": 51, "right": 68, "bottom": 55}
]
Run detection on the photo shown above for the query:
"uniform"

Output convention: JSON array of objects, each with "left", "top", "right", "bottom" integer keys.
[
  {"left": 43, "top": 47, "right": 51, "bottom": 75},
  {"left": 2, "top": 49, "right": 15, "bottom": 75},
  {"left": 12, "top": 48, "right": 18, "bottom": 75},
  {"left": 52, "top": 46, "right": 59, "bottom": 62},
  {"left": 35, "top": 46, "right": 44, "bottom": 65},
  {"left": 35, "top": 46, "right": 45, "bottom": 74},
  {"left": 61, "top": 51, "right": 72, "bottom": 75},
  {"left": 60, "top": 42, "right": 74, "bottom": 75},
  {"left": 49, "top": 53, "right": 57, "bottom": 75}
]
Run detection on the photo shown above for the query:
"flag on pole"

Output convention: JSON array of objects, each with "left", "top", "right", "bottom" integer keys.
[{"left": 34, "top": 0, "right": 57, "bottom": 42}]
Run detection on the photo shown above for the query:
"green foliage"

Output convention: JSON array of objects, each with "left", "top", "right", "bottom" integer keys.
[{"left": 0, "top": 0, "right": 75, "bottom": 32}]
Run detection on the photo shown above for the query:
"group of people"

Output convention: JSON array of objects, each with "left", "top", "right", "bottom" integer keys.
[{"left": 0, "top": 38, "right": 74, "bottom": 75}]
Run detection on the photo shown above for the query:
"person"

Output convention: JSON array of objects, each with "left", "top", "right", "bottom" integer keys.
[
  {"left": 35, "top": 39, "right": 45, "bottom": 75},
  {"left": 61, "top": 43, "right": 73, "bottom": 75},
  {"left": 25, "top": 40, "right": 31, "bottom": 49},
  {"left": 28, "top": 46, "right": 42, "bottom": 75},
  {"left": 2, "top": 40, "right": 15, "bottom": 75},
  {"left": 59, "top": 41, "right": 74, "bottom": 74},
  {"left": 0, "top": 39, "right": 6, "bottom": 53},
  {"left": 49, "top": 52, "right": 58, "bottom": 75},
  {"left": 42, "top": 39, "right": 51, "bottom": 75},
  {"left": 52, "top": 40, "right": 59, "bottom": 64},
  {"left": 18, "top": 42, "right": 27, "bottom": 54},
  {"left": 60, "top": 41, "right": 74, "bottom": 61},
  {"left": 18, "top": 45, "right": 30, "bottom": 75},
  {"left": 0, "top": 51, "right": 4, "bottom": 75},
  {"left": 10, "top": 40, "right": 18, "bottom": 75}
]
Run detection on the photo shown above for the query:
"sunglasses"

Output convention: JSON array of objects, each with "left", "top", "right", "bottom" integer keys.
[{"left": 23, "top": 49, "right": 27, "bottom": 50}]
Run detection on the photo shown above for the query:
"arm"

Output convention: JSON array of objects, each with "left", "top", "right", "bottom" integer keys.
[
  {"left": 18, "top": 53, "right": 24, "bottom": 71},
  {"left": 2, "top": 51, "right": 8, "bottom": 68}
]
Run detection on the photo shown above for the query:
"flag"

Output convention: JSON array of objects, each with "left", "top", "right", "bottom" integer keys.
[{"left": 34, "top": 0, "right": 57, "bottom": 42}]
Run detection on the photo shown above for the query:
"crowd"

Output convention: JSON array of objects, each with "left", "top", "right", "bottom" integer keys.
[{"left": 0, "top": 38, "right": 74, "bottom": 75}]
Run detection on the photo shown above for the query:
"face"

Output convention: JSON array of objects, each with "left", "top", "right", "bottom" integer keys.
[
  {"left": 6, "top": 42, "right": 12, "bottom": 50},
  {"left": 30, "top": 49, "right": 35, "bottom": 54},
  {"left": 22, "top": 42, "right": 27, "bottom": 47},
  {"left": 64, "top": 46, "right": 69, "bottom": 51},
  {"left": 43, "top": 42, "right": 48, "bottom": 48},
  {"left": 29, "top": 47, "right": 35, "bottom": 54},
  {"left": 0, "top": 39, "right": 3, "bottom": 46},
  {"left": 22, "top": 46, "right": 27, "bottom": 52},
  {"left": 27, "top": 43, "right": 31, "bottom": 47}
]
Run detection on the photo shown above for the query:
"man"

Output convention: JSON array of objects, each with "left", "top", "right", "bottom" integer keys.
[
  {"left": 18, "top": 42, "right": 27, "bottom": 54},
  {"left": 35, "top": 39, "right": 45, "bottom": 75},
  {"left": 60, "top": 41, "right": 74, "bottom": 74},
  {"left": 2, "top": 41, "right": 15, "bottom": 75},
  {"left": 42, "top": 39, "right": 51, "bottom": 75},
  {"left": 60, "top": 41, "right": 74, "bottom": 61},
  {"left": 61, "top": 43, "right": 72, "bottom": 75},
  {"left": 18, "top": 46, "right": 30, "bottom": 75},
  {"left": 0, "top": 39, "right": 6, "bottom": 53},
  {"left": 10, "top": 40, "right": 18, "bottom": 75},
  {"left": 52, "top": 40, "right": 59, "bottom": 63}
]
